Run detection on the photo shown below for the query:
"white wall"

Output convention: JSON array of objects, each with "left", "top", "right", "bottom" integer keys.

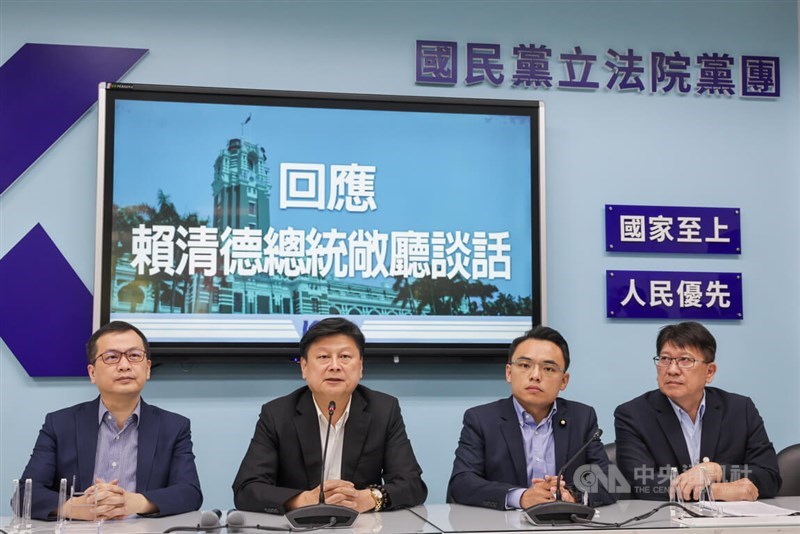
[{"left": 1, "top": 0, "right": 798, "bottom": 510}]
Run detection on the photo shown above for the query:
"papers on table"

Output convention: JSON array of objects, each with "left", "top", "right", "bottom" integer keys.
[
  {"left": 711, "top": 500, "right": 799, "bottom": 517},
  {"left": 677, "top": 500, "right": 800, "bottom": 528}
]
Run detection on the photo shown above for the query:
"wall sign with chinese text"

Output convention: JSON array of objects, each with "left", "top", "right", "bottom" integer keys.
[
  {"left": 606, "top": 270, "right": 742, "bottom": 320},
  {"left": 415, "top": 40, "right": 780, "bottom": 98},
  {"left": 605, "top": 205, "right": 741, "bottom": 254}
]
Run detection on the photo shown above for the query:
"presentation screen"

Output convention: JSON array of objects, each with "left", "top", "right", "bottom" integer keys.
[{"left": 94, "top": 83, "right": 544, "bottom": 362}]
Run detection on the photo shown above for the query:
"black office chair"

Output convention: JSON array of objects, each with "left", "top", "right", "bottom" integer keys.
[
  {"left": 604, "top": 442, "right": 617, "bottom": 465},
  {"left": 777, "top": 443, "right": 800, "bottom": 496}
]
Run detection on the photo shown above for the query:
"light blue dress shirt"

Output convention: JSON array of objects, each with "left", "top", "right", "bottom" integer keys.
[
  {"left": 505, "top": 398, "right": 557, "bottom": 509},
  {"left": 94, "top": 400, "right": 141, "bottom": 492},
  {"left": 668, "top": 391, "right": 706, "bottom": 468}
]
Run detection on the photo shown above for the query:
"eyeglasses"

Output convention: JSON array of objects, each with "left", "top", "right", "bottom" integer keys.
[
  {"left": 653, "top": 355, "right": 705, "bottom": 369},
  {"left": 92, "top": 349, "right": 147, "bottom": 365},
  {"left": 509, "top": 359, "right": 565, "bottom": 378}
]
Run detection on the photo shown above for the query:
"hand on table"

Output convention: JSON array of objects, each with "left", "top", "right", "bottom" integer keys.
[{"left": 285, "top": 479, "right": 376, "bottom": 513}]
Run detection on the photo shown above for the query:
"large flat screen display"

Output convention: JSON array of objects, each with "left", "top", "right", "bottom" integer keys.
[{"left": 94, "top": 83, "right": 545, "bottom": 362}]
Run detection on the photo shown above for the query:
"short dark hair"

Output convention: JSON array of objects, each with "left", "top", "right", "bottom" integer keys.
[
  {"left": 656, "top": 321, "right": 716, "bottom": 363},
  {"left": 86, "top": 321, "right": 150, "bottom": 363},
  {"left": 299, "top": 318, "right": 365, "bottom": 360},
  {"left": 507, "top": 325, "right": 570, "bottom": 370}
]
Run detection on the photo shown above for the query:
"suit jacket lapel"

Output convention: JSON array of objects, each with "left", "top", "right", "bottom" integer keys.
[
  {"left": 553, "top": 398, "right": 569, "bottom": 473},
  {"left": 294, "top": 390, "right": 323, "bottom": 487},
  {"left": 499, "top": 397, "right": 528, "bottom": 487},
  {"left": 76, "top": 398, "right": 100, "bottom": 490},
  {"left": 136, "top": 399, "right": 157, "bottom": 491},
  {"left": 652, "top": 392, "right": 692, "bottom": 469},
  {"left": 699, "top": 388, "right": 721, "bottom": 461},
  {"left": 341, "top": 389, "right": 369, "bottom": 481}
]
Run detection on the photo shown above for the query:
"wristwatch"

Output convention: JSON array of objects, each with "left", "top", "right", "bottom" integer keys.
[{"left": 369, "top": 487, "right": 385, "bottom": 511}]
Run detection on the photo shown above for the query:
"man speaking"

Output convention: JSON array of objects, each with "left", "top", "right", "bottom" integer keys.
[{"left": 233, "top": 318, "right": 427, "bottom": 514}]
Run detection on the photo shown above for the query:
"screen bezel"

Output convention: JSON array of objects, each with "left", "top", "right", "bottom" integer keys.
[{"left": 94, "top": 83, "right": 546, "bottom": 364}]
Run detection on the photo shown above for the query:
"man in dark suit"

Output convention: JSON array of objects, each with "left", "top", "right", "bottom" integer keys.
[
  {"left": 447, "top": 326, "right": 615, "bottom": 510},
  {"left": 232, "top": 318, "right": 427, "bottom": 514},
  {"left": 615, "top": 321, "right": 781, "bottom": 501},
  {"left": 20, "top": 321, "right": 203, "bottom": 520}
]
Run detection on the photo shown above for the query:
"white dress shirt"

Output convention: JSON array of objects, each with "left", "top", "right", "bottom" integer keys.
[{"left": 312, "top": 396, "right": 352, "bottom": 481}]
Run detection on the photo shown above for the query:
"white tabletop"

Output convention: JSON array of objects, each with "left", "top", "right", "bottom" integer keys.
[
  {"left": 1, "top": 508, "right": 439, "bottom": 534},
  {"left": 3, "top": 499, "right": 799, "bottom": 534},
  {"left": 409, "top": 497, "right": 800, "bottom": 533}
]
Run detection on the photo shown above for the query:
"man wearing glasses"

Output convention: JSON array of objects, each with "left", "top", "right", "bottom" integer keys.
[
  {"left": 614, "top": 321, "right": 781, "bottom": 501},
  {"left": 447, "top": 326, "right": 615, "bottom": 509},
  {"left": 19, "top": 321, "right": 203, "bottom": 520}
]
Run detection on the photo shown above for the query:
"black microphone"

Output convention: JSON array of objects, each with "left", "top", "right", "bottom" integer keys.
[
  {"left": 525, "top": 428, "right": 603, "bottom": 525},
  {"left": 319, "top": 400, "right": 336, "bottom": 505},
  {"left": 284, "top": 400, "right": 359, "bottom": 528},
  {"left": 555, "top": 428, "right": 602, "bottom": 501}
]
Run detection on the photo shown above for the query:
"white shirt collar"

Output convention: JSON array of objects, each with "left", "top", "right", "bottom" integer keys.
[
  {"left": 311, "top": 395, "right": 352, "bottom": 428},
  {"left": 668, "top": 390, "right": 707, "bottom": 425}
]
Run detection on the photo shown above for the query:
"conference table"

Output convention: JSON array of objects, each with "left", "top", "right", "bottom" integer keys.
[
  {"left": 411, "top": 498, "right": 800, "bottom": 533},
  {"left": 3, "top": 497, "right": 799, "bottom": 534}
]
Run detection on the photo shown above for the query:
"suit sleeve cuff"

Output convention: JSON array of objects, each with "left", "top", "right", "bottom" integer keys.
[{"left": 506, "top": 488, "right": 525, "bottom": 509}]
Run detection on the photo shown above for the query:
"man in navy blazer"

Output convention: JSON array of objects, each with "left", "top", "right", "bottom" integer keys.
[
  {"left": 20, "top": 321, "right": 202, "bottom": 520},
  {"left": 447, "top": 326, "right": 616, "bottom": 510},
  {"left": 615, "top": 322, "right": 781, "bottom": 501}
]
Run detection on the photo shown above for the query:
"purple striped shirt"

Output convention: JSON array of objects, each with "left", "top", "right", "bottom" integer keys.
[{"left": 93, "top": 400, "right": 140, "bottom": 492}]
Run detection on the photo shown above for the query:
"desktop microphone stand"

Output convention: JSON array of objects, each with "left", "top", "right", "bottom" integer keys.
[
  {"left": 285, "top": 401, "right": 359, "bottom": 528},
  {"left": 524, "top": 429, "right": 603, "bottom": 525}
]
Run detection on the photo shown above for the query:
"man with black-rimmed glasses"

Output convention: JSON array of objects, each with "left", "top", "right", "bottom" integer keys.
[
  {"left": 19, "top": 321, "right": 202, "bottom": 520},
  {"left": 615, "top": 321, "right": 781, "bottom": 501}
]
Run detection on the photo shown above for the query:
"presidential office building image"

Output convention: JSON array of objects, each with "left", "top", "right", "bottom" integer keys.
[{"left": 213, "top": 137, "right": 271, "bottom": 234}]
